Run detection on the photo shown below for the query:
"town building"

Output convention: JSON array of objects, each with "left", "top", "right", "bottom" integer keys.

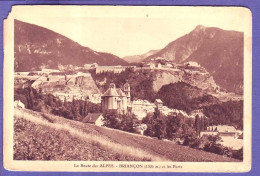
[
  {"left": 15, "top": 72, "right": 30, "bottom": 76},
  {"left": 184, "top": 61, "right": 200, "bottom": 68},
  {"left": 160, "top": 105, "right": 174, "bottom": 116},
  {"left": 89, "top": 94, "right": 102, "bottom": 104},
  {"left": 101, "top": 83, "right": 131, "bottom": 114},
  {"left": 84, "top": 63, "right": 98, "bottom": 69},
  {"left": 14, "top": 100, "right": 25, "bottom": 109},
  {"left": 33, "top": 68, "right": 60, "bottom": 75},
  {"left": 145, "top": 63, "right": 155, "bottom": 69},
  {"left": 200, "top": 125, "right": 240, "bottom": 138},
  {"left": 200, "top": 125, "right": 243, "bottom": 150},
  {"left": 154, "top": 99, "right": 163, "bottom": 110},
  {"left": 156, "top": 63, "right": 162, "bottom": 69},
  {"left": 95, "top": 66, "right": 126, "bottom": 74},
  {"left": 82, "top": 113, "right": 104, "bottom": 126},
  {"left": 131, "top": 99, "right": 156, "bottom": 119}
]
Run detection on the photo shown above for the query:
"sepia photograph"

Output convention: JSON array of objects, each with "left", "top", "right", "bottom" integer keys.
[{"left": 3, "top": 6, "right": 252, "bottom": 172}]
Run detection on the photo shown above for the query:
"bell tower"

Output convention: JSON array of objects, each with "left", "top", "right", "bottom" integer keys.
[{"left": 123, "top": 83, "right": 131, "bottom": 104}]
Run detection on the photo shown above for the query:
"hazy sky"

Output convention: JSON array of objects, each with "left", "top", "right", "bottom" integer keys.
[{"left": 11, "top": 6, "right": 251, "bottom": 57}]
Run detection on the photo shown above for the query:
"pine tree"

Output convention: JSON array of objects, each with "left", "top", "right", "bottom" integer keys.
[{"left": 195, "top": 115, "right": 201, "bottom": 135}]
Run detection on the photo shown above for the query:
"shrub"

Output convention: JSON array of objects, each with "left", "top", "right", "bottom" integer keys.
[{"left": 232, "top": 148, "right": 243, "bottom": 160}]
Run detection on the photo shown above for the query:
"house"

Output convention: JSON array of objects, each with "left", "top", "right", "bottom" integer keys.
[
  {"left": 156, "top": 63, "right": 162, "bottom": 69},
  {"left": 41, "top": 68, "right": 60, "bottom": 74},
  {"left": 200, "top": 131, "right": 219, "bottom": 137},
  {"left": 200, "top": 125, "right": 239, "bottom": 138},
  {"left": 82, "top": 113, "right": 104, "bottom": 126},
  {"left": 199, "top": 125, "right": 243, "bottom": 150},
  {"left": 84, "top": 63, "right": 98, "bottom": 69},
  {"left": 154, "top": 99, "right": 163, "bottom": 110},
  {"left": 145, "top": 63, "right": 155, "bottom": 69},
  {"left": 15, "top": 72, "right": 30, "bottom": 76},
  {"left": 89, "top": 94, "right": 102, "bottom": 104},
  {"left": 184, "top": 61, "right": 200, "bottom": 68},
  {"left": 14, "top": 100, "right": 25, "bottom": 109},
  {"left": 160, "top": 106, "right": 174, "bottom": 116}
]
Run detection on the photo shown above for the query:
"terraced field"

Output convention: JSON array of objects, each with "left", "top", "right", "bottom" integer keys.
[{"left": 14, "top": 108, "right": 239, "bottom": 162}]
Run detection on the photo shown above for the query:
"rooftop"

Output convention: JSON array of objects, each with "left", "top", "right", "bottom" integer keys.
[
  {"left": 155, "top": 99, "right": 163, "bottom": 103},
  {"left": 103, "top": 88, "right": 120, "bottom": 97},
  {"left": 82, "top": 113, "right": 103, "bottom": 123}
]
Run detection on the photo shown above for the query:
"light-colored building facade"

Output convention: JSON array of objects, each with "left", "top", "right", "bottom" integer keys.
[
  {"left": 154, "top": 99, "right": 163, "bottom": 110},
  {"left": 131, "top": 99, "right": 156, "bottom": 120},
  {"left": 200, "top": 125, "right": 240, "bottom": 138},
  {"left": 82, "top": 113, "right": 104, "bottom": 127},
  {"left": 96, "top": 66, "right": 126, "bottom": 74},
  {"left": 101, "top": 83, "right": 131, "bottom": 114},
  {"left": 14, "top": 100, "right": 25, "bottom": 109}
]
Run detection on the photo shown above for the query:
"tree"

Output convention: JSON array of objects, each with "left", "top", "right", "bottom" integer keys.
[
  {"left": 102, "top": 110, "right": 121, "bottom": 129},
  {"left": 165, "top": 114, "right": 180, "bottom": 139},
  {"left": 153, "top": 118, "right": 167, "bottom": 139},
  {"left": 195, "top": 115, "right": 200, "bottom": 135}
]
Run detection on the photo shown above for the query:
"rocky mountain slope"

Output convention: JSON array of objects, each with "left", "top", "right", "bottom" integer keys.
[
  {"left": 14, "top": 20, "right": 128, "bottom": 72},
  {"left": 122, "top": 49, "right": 159, "bottom": 63},
  {"left": 152, "top": 65, "right": 219, "bottom": 93},
  {"left": 91, "top": 65, "right": 220, "bottom": 102},
  {"left": 30, "top": 73, "right": 100, "bottom": 101},
  {"left": 145, "top": 25, "right": 244, "bottom": 94}
]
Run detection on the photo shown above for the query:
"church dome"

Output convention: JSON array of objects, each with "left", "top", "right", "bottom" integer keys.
[{"left": 103, "top": 88, "right": 119, "bottom": 97}]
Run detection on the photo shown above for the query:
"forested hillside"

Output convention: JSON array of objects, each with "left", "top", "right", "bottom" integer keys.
[
  {"left": 156, "top": 82, "right": 219, "bottom": 112},
  {"left": 90, "top": 69, "right": 243, "bottom": 129},
  {"left": 90, "top": 69, "right": 156, "bottom": 101},
  {"left": 14, "top": 87, "right": 101, "bottom": 121},
  {"left": 156, "top": 83, "right": 243, "bottom": 129}
]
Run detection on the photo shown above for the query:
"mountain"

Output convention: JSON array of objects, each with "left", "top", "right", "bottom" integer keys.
[
  {"left": 156, "top": 82, "right": 243, "bottom": 129},
  {"left": 91, "top": 64, "right": 221, "bottom": 104},
  {"left": 29, "top": 73, "right": 100, "bottom": 102},
  {"left": 122, "top": 49, "right": 159, "bottom": 63},
  {"left": 14, "top": 20, "right": 128, "bottom": 72},
  {"left": 156, "top": 82, "right": 219, "bottom": 113},
  {"left": 145, "top": 25, "right": 244, "bottom": 94}
]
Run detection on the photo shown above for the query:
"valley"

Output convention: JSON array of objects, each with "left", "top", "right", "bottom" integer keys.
[{"left": 13, "top": 19, "right": 244, "bottom": 162}]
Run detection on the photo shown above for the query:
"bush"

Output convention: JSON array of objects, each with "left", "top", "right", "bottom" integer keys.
[
  {"left": 102, "top": 110, "right": 140, "bottom": 133},
  {"left": 232, "top": 148, "right": 243, "bottom": 160}
]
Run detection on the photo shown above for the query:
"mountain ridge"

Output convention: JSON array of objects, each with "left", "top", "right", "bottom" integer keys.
[
  {"left": 144, "top": 25, "right": 244, "bottom": 94},
  {"left": 14, "top": 20, "right": 128, "bottom": 72},
  {"left": 122, "top": 49, "right": 159, "bottom": 63}
]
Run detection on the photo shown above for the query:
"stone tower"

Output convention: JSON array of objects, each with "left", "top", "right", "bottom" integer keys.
[
  {"left": 101, "top": 83, "right": 119, "bottom": 111},
  {"left": 123, "top": 83, "right": 131, "bottom": 104}
]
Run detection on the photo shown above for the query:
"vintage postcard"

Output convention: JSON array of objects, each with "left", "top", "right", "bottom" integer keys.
[{"left": 3, "top": 6, "right": 252, "bottom": 172}]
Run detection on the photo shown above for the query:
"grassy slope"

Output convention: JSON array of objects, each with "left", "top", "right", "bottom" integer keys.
[{"left": 14, "top": 108, "right": 239, "bottom": 162}]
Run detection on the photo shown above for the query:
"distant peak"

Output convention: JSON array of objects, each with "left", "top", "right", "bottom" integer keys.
[
  {"left": 195, "top": 25, "right": 205, "bottom": 29},
  {"left": 194, "top": 25, "right": 206, "bottom": 31}
]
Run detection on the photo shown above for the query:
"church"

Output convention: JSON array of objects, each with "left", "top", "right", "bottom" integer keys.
[{"left": 101, "top": 83, "right": 131, "bottom": 114}]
